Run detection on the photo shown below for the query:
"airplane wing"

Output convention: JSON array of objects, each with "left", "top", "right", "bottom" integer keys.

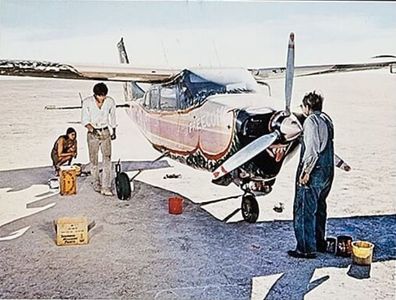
[
  {"left": 2, "top": 58, "right": 394, "bottom": 83},
  {"left": 0, "top": 59, "right": 181, "bottom": 83},
  {"left": 250, "top": 59, "right": 396, "bottom": 80}
]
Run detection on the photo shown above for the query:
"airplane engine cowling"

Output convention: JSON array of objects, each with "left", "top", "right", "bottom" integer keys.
[
  {"left": 235, "top": 109, "right": 302, "bottom": 179},
  {"left": 269, "top": 111, "right": 303, "bottom": 142}
]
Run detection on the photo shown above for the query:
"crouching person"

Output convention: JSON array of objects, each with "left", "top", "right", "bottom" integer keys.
[{"left": 51, "top": 127, "right": 77, "bottom": 175}]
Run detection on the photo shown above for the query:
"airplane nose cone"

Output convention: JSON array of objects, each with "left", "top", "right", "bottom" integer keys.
[{"left": 280, "top": 114, "right": 302, "bottom": 141}]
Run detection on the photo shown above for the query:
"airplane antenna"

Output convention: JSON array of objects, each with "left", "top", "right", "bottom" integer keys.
[
  {"left": 212, "top": 39, "right": 221, "bottom": 67},
  {"left": 161, "top": 40, "right": 170, "bottom": 67},
  {"left": 79, "top": 92, "right": 83, "bottom": 107}
]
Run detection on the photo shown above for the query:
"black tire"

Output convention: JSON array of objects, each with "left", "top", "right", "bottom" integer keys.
[
  {"left": 116, "top": 172, "right": 131, "bottom": 200},
  {"left": 241, "top": 194, "right": 259, "bottom": 223}
]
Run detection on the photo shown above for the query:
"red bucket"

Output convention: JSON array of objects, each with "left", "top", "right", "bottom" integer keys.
[{"left": 168, "top": 196, "right": 183, "bottom": 215}]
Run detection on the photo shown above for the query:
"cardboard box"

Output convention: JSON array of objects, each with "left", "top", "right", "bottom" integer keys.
[
  {"left": 59, "top": 166, "right": 77, "bottom": 196},
  {"left": 55, "top": 217, "right": 88, "bottom": 246}
]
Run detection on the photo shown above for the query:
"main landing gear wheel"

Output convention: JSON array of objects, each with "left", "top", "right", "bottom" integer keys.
[
  {"left": 116, "top": 172, "right": 131, "bottom": 200},
  {"left": 241, "top": 193, "right": 259, "bottom": 223}
]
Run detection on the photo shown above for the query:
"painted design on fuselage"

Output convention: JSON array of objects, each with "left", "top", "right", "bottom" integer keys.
[
  {"left": 239, "top": 139, "right": 300, "bottom": 180},
  {"left": 267, "top": 143, "right": 289, "bottom": 162},
  {"left": 187, "top": 106, "right": 226, "bottom": 134},
  {"left": 127, "top": 99, "right": 237, "bottom": 170}
]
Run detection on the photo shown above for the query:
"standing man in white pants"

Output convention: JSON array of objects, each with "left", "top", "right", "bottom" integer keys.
[{"left": 82, "top": 82, "right": 117, "bottom": 196}]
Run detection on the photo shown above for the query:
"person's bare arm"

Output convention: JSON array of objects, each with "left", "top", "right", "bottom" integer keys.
[
  {"left": 74, "top": 140, "right": 77, "bottom": 158},
  {"left": 57, "top": 138, "right": 76, "bottom": 158},
  {"left": 85, "top": 124, "right": 94, "bottom": 132}
]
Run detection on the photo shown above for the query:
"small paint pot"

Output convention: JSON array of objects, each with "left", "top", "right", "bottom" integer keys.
[
  {"left": 168, "top": 197, "right": 183, "bottom": 215},
  {"left": 325, "top": 236, "right": 337, "bottom": 254},
  {"left": 336, "top": 235, "right": 353, "bottom": 257}
]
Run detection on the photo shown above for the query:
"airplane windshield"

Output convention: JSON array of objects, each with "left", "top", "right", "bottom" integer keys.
[
  {"left": 182, "top": 69, "right": 257, "bottom": 106},
  {"left": 185, "top": 72, "right": 226, "bottom": 104},
  {"left": 143, "top": 69, "right": 257, "bottom": 111}
]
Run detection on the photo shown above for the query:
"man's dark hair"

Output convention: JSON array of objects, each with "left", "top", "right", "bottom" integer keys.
[
  {"left": 93, "top": 82, "right": 108, "bottom": 96},
  {"left": 66, "top": 127, "right": 76, "bottom": 135},
  {"left": 302, "top": 91, "right": 323, "bottom": 111}
]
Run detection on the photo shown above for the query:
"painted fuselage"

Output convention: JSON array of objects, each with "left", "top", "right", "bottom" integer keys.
[{"left": 124, "top": 68, "right": 303, "bottom": 187}]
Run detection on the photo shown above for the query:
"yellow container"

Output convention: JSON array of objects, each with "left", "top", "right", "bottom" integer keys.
[
  {"left": 59, "top": 166, "right": 77, "bottom": 195},
  {"left": 352, "top": 241, "right": 374, "bottom": 265},
  {"left": 55, "top": 217, "right": 88, "bottom": 246}
]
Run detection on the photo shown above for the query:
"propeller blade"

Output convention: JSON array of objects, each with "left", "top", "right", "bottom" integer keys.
[
  {"left": 285, "top": 32, "right": 295, "bottom": 114},
  {"left": 212, "top": 131, "right": 280, "bottom": 181}
]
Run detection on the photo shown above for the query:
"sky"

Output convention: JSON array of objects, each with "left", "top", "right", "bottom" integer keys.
[{"left": 0, "top": 0, "right": 395, "bottom": 68}]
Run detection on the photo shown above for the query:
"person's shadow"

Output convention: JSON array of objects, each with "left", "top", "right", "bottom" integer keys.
[{"left": 258, "top": 214, "right": 395, "bottom": 299}]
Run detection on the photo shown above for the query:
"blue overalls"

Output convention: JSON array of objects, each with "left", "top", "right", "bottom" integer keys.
[{"left": 293, "top": 111, "right": 334, "bottom": 254}]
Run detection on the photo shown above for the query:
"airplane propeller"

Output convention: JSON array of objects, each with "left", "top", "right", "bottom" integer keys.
[
  {"left": 284, "top": 32, "right": 295, "bottom": 115},
  {"left": 212, "top": 33, "right": 299, "bottom": 183},
  {"left": 212, "top": 131, "right": 280, "bottom": 181}
]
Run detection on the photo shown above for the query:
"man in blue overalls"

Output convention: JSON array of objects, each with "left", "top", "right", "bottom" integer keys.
[{"left": 288, "top": 91, "right": 334, "bottom": 259}]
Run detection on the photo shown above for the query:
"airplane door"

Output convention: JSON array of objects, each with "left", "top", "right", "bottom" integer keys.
[
  {"left": 149, "top": 87, "right": 161, "bottom": 144},
  {"left": 158, "top": 86, "right": 182, "bottom": 150}
]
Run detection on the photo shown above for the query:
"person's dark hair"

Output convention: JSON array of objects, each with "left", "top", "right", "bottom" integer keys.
[
  {"left": 93, "top": 82, "right": 108, "bottom": 96},
  {"left": 302, "top": 91, "right": 323, "bottom": 111},
  {"left": 66, "top": 127, "right": 76, "bottom": 136}
]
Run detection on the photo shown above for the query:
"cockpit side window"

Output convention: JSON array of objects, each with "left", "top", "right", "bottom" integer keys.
[
  {"left": 150, "top": 88, "right": 160, "bottom": 110},
  {"left": 160, "top": 86, "right": 177, "bottom": 111}
]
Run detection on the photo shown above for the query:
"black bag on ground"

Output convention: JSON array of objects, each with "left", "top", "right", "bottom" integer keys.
[{"left": 115, "top": 172, "right": 131, "bottom": 200}]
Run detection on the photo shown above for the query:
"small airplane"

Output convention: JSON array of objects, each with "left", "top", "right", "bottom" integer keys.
[{"left": 1, "top": 33, "right": 394, "bottom": 223}]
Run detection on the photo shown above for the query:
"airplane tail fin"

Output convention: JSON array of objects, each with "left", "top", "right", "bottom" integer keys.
[
  {"left": 117, "top": 38, "right": 145, "bottom": 101},
  {"left": 117, "top": 38, "right": 130, "bottom": 64}
]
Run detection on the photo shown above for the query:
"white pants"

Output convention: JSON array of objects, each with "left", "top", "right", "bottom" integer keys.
[{"left": 87, "top": 129, "right": 112, "bottom": 190}]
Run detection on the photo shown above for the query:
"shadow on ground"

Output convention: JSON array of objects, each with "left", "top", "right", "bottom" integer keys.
[
  {"left": 0, "top": 166, "right": 394, "bottom": 299},
  {"left": 0, "top": 160, "right": 171, "bottom": 192}
]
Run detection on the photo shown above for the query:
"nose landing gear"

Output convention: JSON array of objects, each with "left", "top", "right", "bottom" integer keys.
[
  {"left": 241, "top": 192, "right": 259, "bottom": 223},
  {"left": 238, "top": 175, "right": 273, "bottom": 223}
]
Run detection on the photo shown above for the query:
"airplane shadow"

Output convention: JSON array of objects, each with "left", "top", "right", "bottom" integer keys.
[
  {"left": 0, "top": 165, "right": 395, "bottom": 299},
  {"left": 0, "top": 166, "right": 55, "bottom": 191},
  {"left": 0, "top": 160, "right": 171, "bottom": 192},
  {"left": 136, "top": 182, "right": 396, "bottom": 299}
]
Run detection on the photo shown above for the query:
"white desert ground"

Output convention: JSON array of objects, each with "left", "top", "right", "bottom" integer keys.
[{"left": 0, "top": 69, "right": 395, "bottom": 299}]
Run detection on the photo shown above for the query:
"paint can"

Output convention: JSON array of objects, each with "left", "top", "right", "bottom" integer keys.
[
  {"left": 48, "top": 178, "right": 59, "bottom": 189},
  {"left": 352, "top": 241, "right": 374, "bottom": 265},
  {"left": 325, "top": 236, "right": 337, "bottom": 254},
  {"left": 168, "top": 196, "right": 183, "bottom": 215},
  {"left": 336, "top": 235, "right": 353, "bottom": 257},
  {"left": 71, "top": 163, "right": 82, "bottom": 176}
]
